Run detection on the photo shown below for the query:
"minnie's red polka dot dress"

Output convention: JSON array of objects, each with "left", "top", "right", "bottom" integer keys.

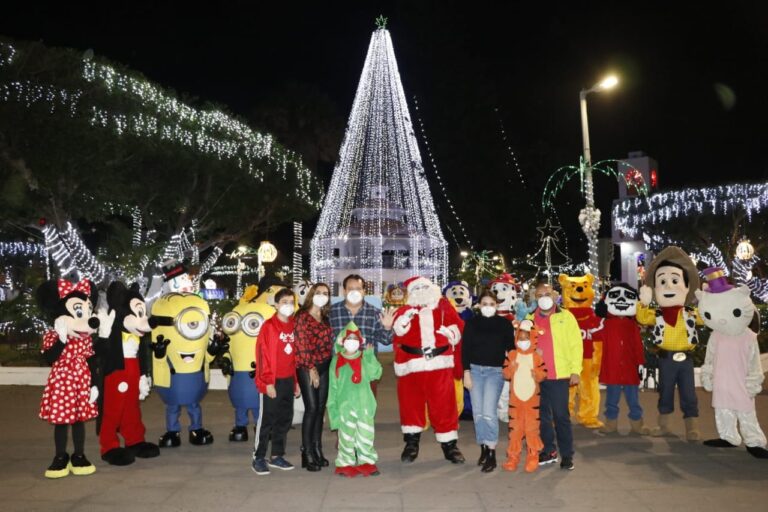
[{"left": 39, "top": 331, "right": 98, "bottom": 424}]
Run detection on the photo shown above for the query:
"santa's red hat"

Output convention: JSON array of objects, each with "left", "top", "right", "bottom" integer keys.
[{"left": 404, "top": 276, "right": 432, "bottom": 291}]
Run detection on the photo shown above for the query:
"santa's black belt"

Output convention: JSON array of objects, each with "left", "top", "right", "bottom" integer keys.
[{"left": 398, "top": 344, "right": 449, "bottom": 360}]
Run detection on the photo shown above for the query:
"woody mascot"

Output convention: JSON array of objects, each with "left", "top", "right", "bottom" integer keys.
[
  {"left": 393, "top": 276, "right": 465, "bottom": 464},
  {"left": 637, "top": 246, "right": 704, "bottom": 441}
]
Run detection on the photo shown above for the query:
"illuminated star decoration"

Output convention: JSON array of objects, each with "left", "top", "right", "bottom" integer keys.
[
  {"left": 375, "top": 15, "right": 388, "bottom": 29},
  {"left": 536, "top": 219, "right": 563, "bottom": 243},
  {"left": 527, "top": 219, "right": 571, "bottom": 281}
]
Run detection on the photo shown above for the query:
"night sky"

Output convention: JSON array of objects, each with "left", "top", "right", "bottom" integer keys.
[{"left": 3, "top": 1, "right": 767, "bottom": 263}]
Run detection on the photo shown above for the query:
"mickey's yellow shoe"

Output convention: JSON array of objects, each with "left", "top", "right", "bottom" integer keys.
[
  {"left": 44, "top": 454, "right": 71, "bottom": 479},
  {"left": 69, "top": 454, "right": 96, "bottom": 476}
]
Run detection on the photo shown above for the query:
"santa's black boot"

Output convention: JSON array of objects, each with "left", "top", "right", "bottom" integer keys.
[
  {"left": 401, "top": 433, "right": 421, "bottom": 463},
  {"left": 441, "top": 440, "right": 465, "bottom": 464}
]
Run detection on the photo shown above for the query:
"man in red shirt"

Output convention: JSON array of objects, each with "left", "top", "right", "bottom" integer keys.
[{"left": 252, "top": 288, "right": 300, "bottom": 475}]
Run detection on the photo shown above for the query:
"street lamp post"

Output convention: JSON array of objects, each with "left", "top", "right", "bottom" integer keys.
[{"left": 578, "top": 75, "right": 618, "bottom": 279}]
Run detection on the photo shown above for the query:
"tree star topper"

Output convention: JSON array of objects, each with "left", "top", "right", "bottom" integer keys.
[{"left": 375, "top": 15, "right": 388, "bottom": 30}]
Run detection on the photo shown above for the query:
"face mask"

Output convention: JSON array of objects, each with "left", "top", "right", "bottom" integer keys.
[
  {"left": 346, "top": 290, "right": 363, "bottom": 305},
  {"left": 537, "top": 296, "right": 554, "bottom": 311},
  {"left": 517, "top": 339, "right": 531, "bottom": 351},
  {"left": 343, "top": 338, "right": 360, "bottom": 353},
  {"left": 312, "top": 294, "right": 329, "bottom": 308},
  {"left": 480, "top": 306, "right": 496, "bottom": 318},
  {"left": 278, "top": 304, "right": 295, "bottom": 318}
]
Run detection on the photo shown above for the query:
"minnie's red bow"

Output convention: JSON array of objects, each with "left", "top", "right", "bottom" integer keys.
[{"left": 57, "top": 279, "right": 91, "bottom": 299}]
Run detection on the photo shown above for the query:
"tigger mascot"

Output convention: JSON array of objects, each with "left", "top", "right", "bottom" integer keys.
[{"left": 502, "top": 319, "right": 547, "bottom": 473}]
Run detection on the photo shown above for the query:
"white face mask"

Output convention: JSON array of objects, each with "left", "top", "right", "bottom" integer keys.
[
  {"left": 346, "top": 290, "right": 363, "bottom": 305},
  {"left": 538, "top": 296, "right": 554, "bottom": 311},
  {"left": 517, "top": 339, "right": 531, "bottom": 351},
  {"left": 343, "top": 338, "right": 360, "bottom": 353},
  {"left": 480, "top": 306, "right": 496, "bottom": 318},
  {"left": 312, "top": 294, "right": 329, "bottom": 308},
  {"left": 278, "top": 304, "right": 295, "bottom": 318}
]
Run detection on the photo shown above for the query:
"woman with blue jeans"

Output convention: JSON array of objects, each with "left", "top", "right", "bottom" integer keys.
[{"left": 462, "top": 291, "right": 516, "bottom": 472}]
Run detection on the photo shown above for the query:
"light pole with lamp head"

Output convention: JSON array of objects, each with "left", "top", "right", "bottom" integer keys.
[{"left": 578, "top": 74, "right": 618, "bottom": 280}]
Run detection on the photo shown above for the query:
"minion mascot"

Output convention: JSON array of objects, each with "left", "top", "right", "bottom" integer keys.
[
  {"left": 219, "top": 286, "right": 277, "bottom": 441},
  {"left": 558, "top": 273, "right": 604, "bottom": 429},
  {"left": 637, "top": 246, "right": 703, "bottom": 440},
  {"left": 149, "top": 292, "right": 229, "bottom": 447}
]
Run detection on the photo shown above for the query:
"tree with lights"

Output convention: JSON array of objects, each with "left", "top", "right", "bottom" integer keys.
[
  {"left": 0, "top": 38, "right": 323, "bottom": 288},
  {"left": 614, "top": 183, "right": 768, "bottom": 302},
  {"left": 310, "top": 18, "right": 448, "bottom": 295}
]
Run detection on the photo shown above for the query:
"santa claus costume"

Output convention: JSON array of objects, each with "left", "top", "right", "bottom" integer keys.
[{"left": 393, "top": 276, "right": 465, "bottom": 464}]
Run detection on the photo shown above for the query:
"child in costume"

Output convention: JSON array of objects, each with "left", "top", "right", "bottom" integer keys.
[
  {"left": 697, "top": 267, "right": 768, "bottom": 458},
  {"left": 37, "top": 279, "right": 106, "bottom": 478},
  {"left": 502, "top": 320, "right": 547, "bottom": 473},
  {"left": 327, "top": 323, "right": 383, "bottom": 477},
  {"left": 593, "top": 283, "right": 648, "bottom": 435}
]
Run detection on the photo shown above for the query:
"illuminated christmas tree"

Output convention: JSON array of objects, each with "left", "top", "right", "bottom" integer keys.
[{"left": 311, "top": 18, "right": 448, "bottom": 295}]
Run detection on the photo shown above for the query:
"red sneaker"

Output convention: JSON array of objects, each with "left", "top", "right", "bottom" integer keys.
[
  {"left": 356, "top": 463, "right": 380, "bottom": 477},
  {"left": 334, "top": 466, "right": 358, "bottom": 478}
]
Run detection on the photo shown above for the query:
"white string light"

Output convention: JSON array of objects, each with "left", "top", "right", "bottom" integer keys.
[
  {"left": 614, "top": 182, "right": 768, "bottom": 238},
  {"left": 0, "top": 41, "right": 323, "bottom": 209},
  {"left": 311, "top": 26, "right": 448, "bottom": 293},
  {"left": 293, "top": 221, "right": 303, "bottom": 285},
  {"left": 413, "top": 95, "right": 472, "bottom": 249},
  {"left": 0, "top": 241, "right": 46, "bottom": 259}
]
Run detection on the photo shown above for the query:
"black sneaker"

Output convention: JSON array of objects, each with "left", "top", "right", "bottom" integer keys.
[
  {"left": 44, "top": 454, "right": 70, "bottom": 479},
  {"left": 539, "top": 450, "right": 558, "bottom": 466},
  {"left": 560, "top": 457, "right": 575, "bottom": 470},
  {"left": 268, "top": 456, "right": 295, "bottom": 471},
  {"left": 251, "top": 457, "right": 270, "bottom": 475},
  {"left": 69, "top": 453, "right": 96, "bottom": 476}
]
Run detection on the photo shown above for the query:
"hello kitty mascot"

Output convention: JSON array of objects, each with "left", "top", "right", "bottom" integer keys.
[{"left": 698, "top": 267, "right": 768, "bottom": 459}]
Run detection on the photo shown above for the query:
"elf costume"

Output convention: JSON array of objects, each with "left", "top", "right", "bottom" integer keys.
[{"left": 327, "top": 322, "right": 383, "bottom": 477}]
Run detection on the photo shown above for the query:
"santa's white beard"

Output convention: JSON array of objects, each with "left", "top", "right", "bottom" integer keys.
[{"left": 408, "top": 286, "right": 441, "bottom": 308}]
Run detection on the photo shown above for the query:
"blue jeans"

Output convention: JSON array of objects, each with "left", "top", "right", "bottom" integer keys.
[
  {"left": 469, "top": 364, "right": 505, "bottom": 448},
  {"left": 604, "top": 385, "right": 643, "bottom": 420},
  {"left": 540, "top": 379, "right": 574, "bottom": 458}
]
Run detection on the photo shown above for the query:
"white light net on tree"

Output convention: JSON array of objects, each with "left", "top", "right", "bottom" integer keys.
[{"left": 311, "top": 27, "right": 447, "bottom": 294}]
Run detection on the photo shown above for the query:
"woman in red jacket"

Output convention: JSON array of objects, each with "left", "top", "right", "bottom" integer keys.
[
  {"left": 294, "top": 283, "right": 333, "bottom": 471},
  {"left": 252, "top": 288, "right": 300, "bottom": 475}
]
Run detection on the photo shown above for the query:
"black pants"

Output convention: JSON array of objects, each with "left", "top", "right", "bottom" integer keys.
[
  {"left": 255, "top": 377, "right": 295, "bottom": 459},
  {"left": 297, "top": 359, "right": 330, "bottom": 450},
  {"left": 540, "top": 379, "right": 574, "bottom": 458},
  {"left": 657, "top": 355, "right": 698, "bottom": 418}
]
